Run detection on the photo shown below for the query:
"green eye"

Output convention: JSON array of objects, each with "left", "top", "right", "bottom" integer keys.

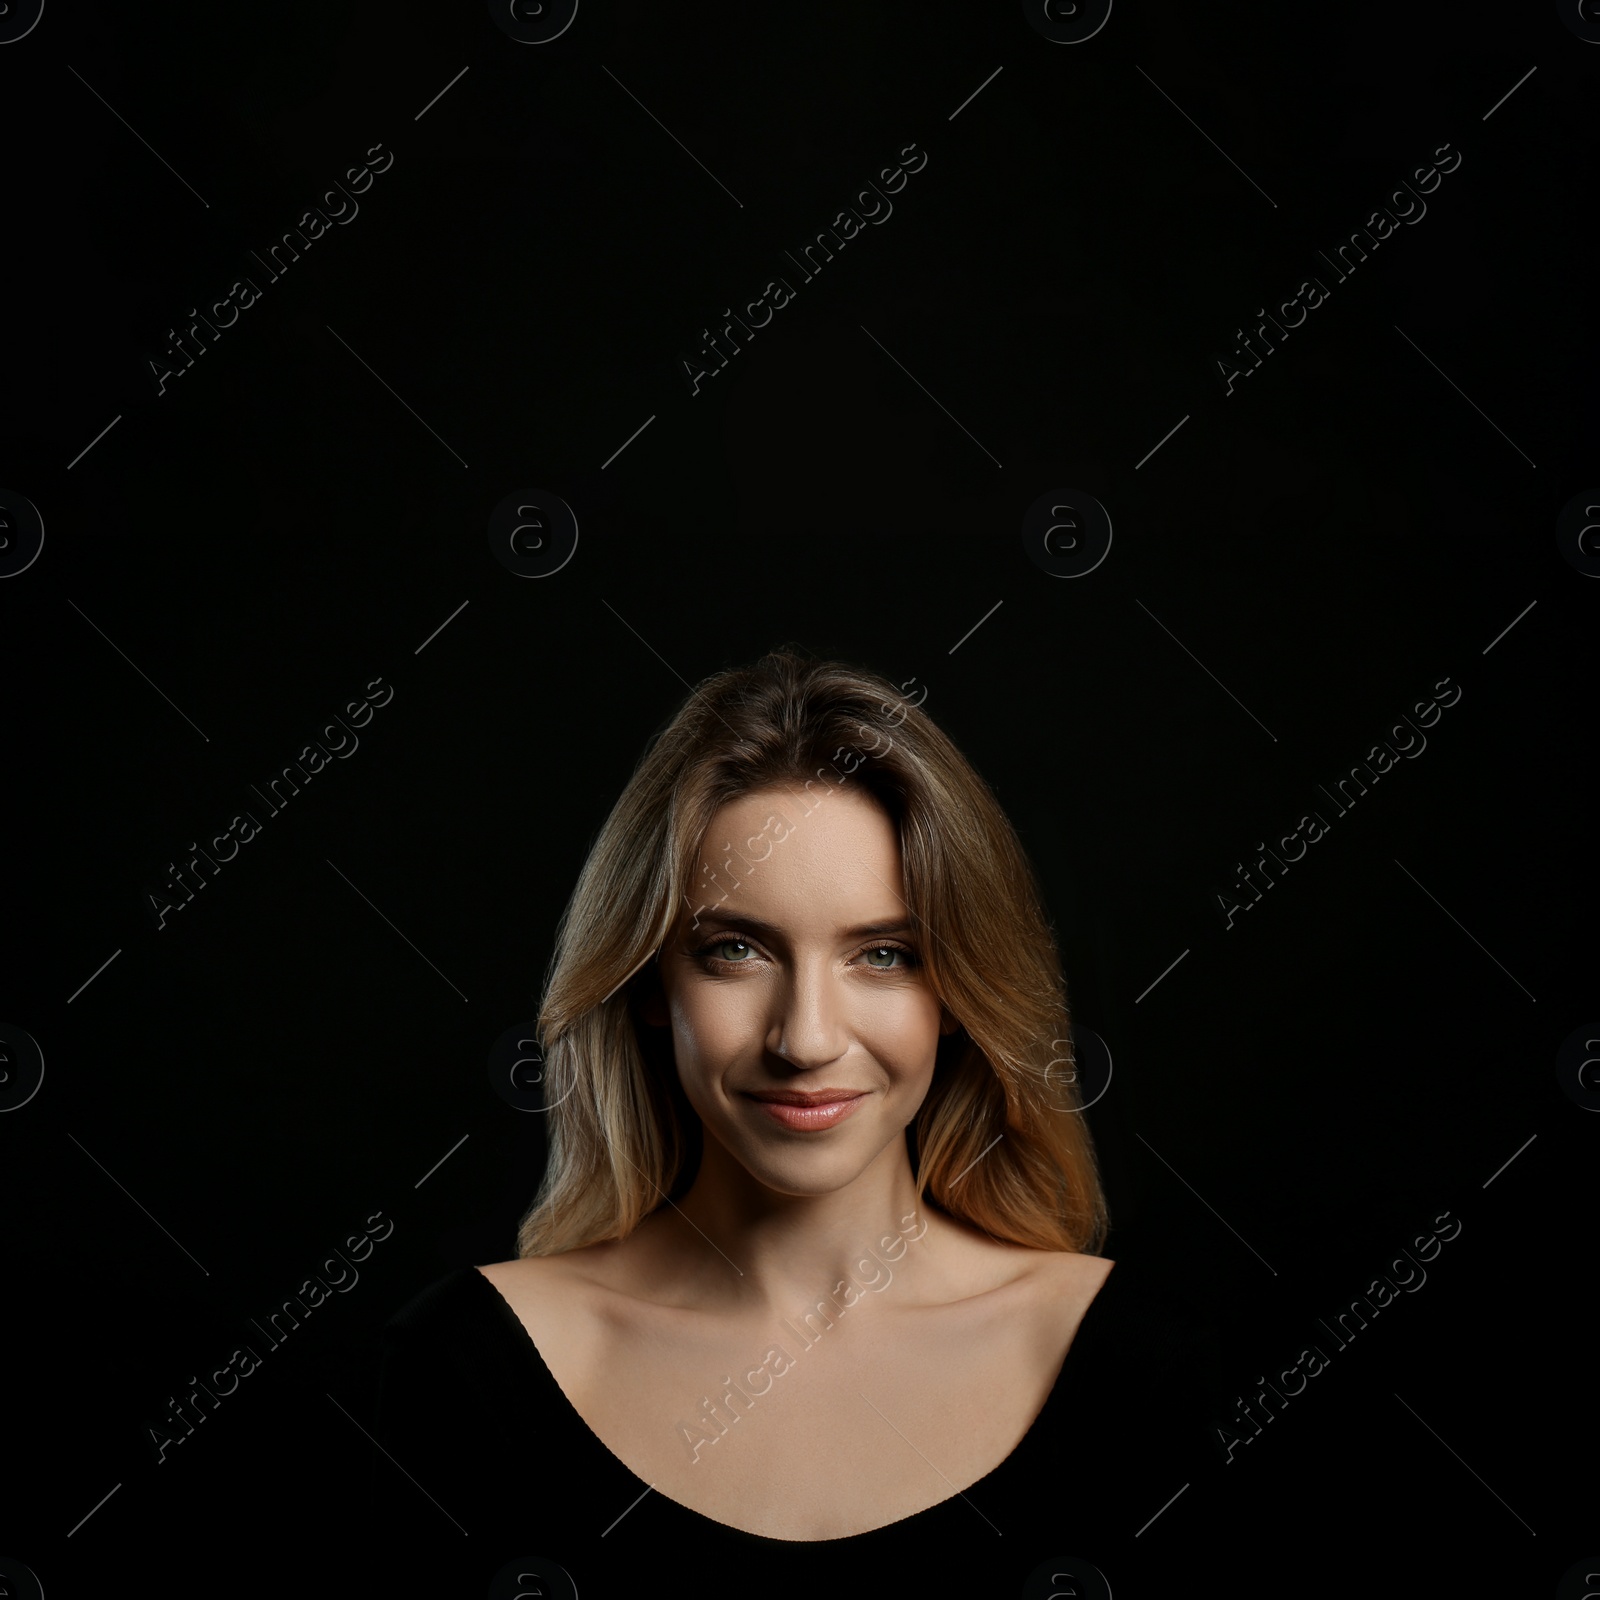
[
  {"left": 693, "top": 936, "right": 919, "bottom": 972},
  {"left": 861, "top": 944, "right": 919, "bottom": 969}
]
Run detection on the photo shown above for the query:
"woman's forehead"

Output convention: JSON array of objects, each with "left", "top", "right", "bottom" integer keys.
[
  {"left": 697, "top": 787, "right": 895, "bottom": 860},
  {"left": 681, "top": 789, "right": 908, "bottom": 925}
]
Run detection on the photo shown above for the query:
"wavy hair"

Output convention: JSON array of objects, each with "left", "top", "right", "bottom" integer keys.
[{"left": 516, "top": 645, "right": 1107, "bottom": 1257}]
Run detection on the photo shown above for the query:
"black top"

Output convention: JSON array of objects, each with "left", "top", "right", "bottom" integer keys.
[{"left": 367, "top": 1256, "right": 1223, "bottom": 1595}]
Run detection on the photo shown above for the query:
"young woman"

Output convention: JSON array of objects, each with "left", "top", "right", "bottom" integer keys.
[{"left": 373, "top": 648, "right": 1186, "bottom": 1596}]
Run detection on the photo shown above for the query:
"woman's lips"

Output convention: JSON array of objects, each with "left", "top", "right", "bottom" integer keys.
[{"left": 744, "top": 1092, "right": 867, "bottom": 1131}]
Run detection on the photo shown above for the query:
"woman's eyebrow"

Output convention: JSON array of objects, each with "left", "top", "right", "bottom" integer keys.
[{"left": 694, "top": 911, "right": 914, "bottom": 942}]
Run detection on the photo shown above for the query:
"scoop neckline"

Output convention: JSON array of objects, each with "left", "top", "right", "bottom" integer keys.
[{"left": 465, "top": 1255, "right": 1119, "bottom": 1547}]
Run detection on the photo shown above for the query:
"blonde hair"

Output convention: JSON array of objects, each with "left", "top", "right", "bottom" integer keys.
[{"left": 516, "top": 645, "right": 1107, "bottom": 1257}]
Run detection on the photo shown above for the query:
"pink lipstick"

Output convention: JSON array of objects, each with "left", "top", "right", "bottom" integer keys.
[{"left": 744, "top": 1090, "right": 867, "bottom": 1131}]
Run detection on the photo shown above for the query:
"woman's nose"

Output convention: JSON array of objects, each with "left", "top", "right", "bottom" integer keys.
[{"left": 768, "top": 963, "right": 849, "bottom": 1070}]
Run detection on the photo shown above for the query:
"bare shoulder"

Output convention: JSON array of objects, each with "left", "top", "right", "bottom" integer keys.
[
  {"left": 475, "top": 1249, "right": 627, "bottom": 1387},
  {"left": 475, "top": 1253, "right": 571, "bottom": 1290},
  {"left": 922, "top": 1209, "right": 1111, "bottom": 1304},
  {"left": 1024, "top": 1248, "right": 1115, "bottom": 1308},
  {"left": 477, "top": 1240, "right": 645, "bottom": 1310},
  {"left": 975, "top": 1239, "right": 1112, "bottom": 1310},
  {"left": 476, "top": 1243, "right": 622, "bottom": 1303},
  {"left": 988, "top": 1248, "right": 1114, "bottom": 1376}
]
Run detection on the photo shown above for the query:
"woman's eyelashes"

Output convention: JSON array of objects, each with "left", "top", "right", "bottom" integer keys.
[{"left": 689, "top": 934, "right": 921, "bottom": 975}]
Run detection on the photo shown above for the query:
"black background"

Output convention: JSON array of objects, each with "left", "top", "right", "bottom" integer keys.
[{"left": 3, "top": 0, "right": 1594, "bottom": 1593}]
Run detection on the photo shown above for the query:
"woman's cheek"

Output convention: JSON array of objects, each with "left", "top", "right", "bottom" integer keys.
[
  {"left": 865, "top": 993, "right": 941, "bottom": 1070},
  {"left": 676, "top": 989, "right": 754, "bottom": 1075}
]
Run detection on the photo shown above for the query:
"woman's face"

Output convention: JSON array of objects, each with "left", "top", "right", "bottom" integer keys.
[{"left": 643, "top": 785, "right": 957, "bottom": 1198}]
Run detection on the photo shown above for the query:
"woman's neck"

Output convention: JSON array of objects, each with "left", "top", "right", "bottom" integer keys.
[{"left": 627, "top": 1144, "right": 963, "bottom": 1321}]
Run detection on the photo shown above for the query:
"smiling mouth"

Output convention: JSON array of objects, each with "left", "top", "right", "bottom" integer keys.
[
  {"left": 743, "top": 1089, "right": 868, "bottom": 1107},
  {"left": 742, "top": 1091, "right": 870, "bottom": 1132}
]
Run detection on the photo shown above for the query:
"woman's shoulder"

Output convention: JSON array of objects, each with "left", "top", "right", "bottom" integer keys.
[
  {"left": 1016, "top": 1243, "right": 1116, "bottom": 1294},
  {"left": 381, "top": 1254, "right": 606, "bottom": 1354},
  {"left": 471, "top": 1252, "right": 624, "bottom": 1391},
  {"left": 997, "top": 1247, "right": 1116, "bottom": 1367},
  {"left": 474, "top": 1246, "right": 622, "bottom": 1313},
  {"left": 477, "top": 1219, "right": 701, "bottom": 1317},
  {"left": 475, "top": 1250, "right": 597, "bottom": 1287},
  {"left": 922, "top": 1209, "right": 1114, "bottom": 1307}
]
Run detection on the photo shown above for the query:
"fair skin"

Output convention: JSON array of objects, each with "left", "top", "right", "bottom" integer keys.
[{"left": 479, "top": 784, "right": 1112, "bottom": 1541}]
